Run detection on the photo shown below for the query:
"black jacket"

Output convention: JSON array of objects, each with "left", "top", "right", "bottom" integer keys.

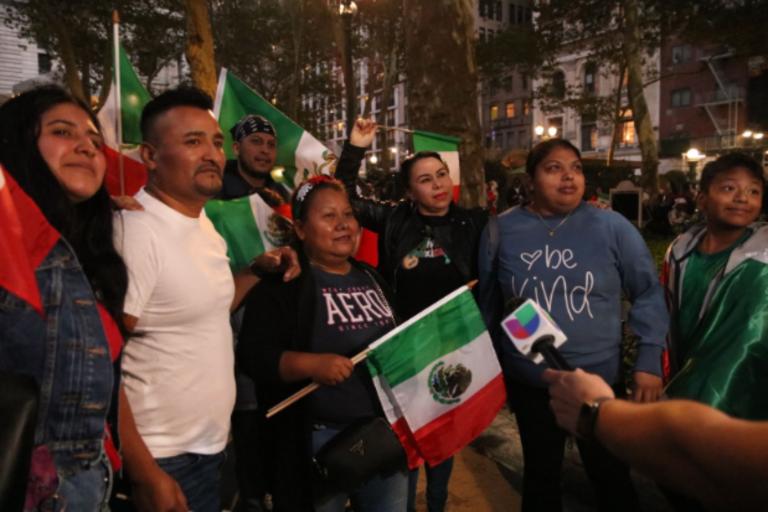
[
  {"left": 335, "top": 143, "right": 489, "bottom": 289},
  {"left": 219, "top": 159, "right": 290, "bottom": 205},
  {"left": 237, "top": 257, "right": 396, "bottom": 511}
]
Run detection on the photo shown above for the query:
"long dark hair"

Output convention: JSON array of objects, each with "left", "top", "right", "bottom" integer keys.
[{"left": 0, "top": 85, "right": 128, "bottom": 333}]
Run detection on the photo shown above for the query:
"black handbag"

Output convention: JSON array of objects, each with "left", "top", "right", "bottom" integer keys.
[
  {"left": 0, "top": 372, "right": 39, "bottom": 512},
  {"left": 312, "top": 416, "right": 407, "bottom": 495}
]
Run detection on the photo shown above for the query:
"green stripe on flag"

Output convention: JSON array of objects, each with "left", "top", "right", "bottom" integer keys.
[
  {"left": 205, "top": 197, "right": 265, "bottom": 271},
  {"left": 367, "top": 290, "right": 486, "bottom": 387},
  {"left": 412, "top": 130, "right": 460, "bottom": 153},
  {"left": 117, "top": 44, "right": 151, "bottom": 145}
]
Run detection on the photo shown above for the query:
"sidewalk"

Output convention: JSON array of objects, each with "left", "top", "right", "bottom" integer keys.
[{"left": 414, "top": 409, "right": 674, "bottom": 512}]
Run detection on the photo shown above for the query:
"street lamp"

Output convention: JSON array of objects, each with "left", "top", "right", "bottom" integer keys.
[
  {"left": 547, "top": 126, "right": 558, "bottom": 138},
  {"left": 534, "top": 125, "right": 545, "bottom": 137},
  {"left": 339, "top": 0, "right": 357, "bottom": 15},
  {"left": 684, "top": 148, "right": 705, "bottom": 183},
  {"left": 368, "top": 154, "right": 378, "bottom": 164},
  {"left": 339, "top": 0, "right": 358, "bottom": 136}
]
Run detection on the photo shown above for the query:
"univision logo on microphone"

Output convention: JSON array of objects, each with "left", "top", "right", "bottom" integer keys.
[{"left": 501, "top": 299, "right": 567, "bottom": 363}]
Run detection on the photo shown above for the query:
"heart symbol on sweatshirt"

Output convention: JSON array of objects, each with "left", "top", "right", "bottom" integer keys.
[{"left": 520, "top": 250, "right": 542, "bottom": 270}]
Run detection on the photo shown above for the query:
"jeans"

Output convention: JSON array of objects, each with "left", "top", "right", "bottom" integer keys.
[
  {"left": 48, "top": 452, "right": 112, "bottom": 511},
  {"left": 507, "top": 379, "right": 638, "bottom": 512},
  {"left": 156, "top": 451, "right": 225, "bottom": 512},
  {"left": 406, "top": 457, "right": 454, "bottom": 512},
  {"left": 312, "top": 425, "right": 408, "bottom": 512},
  {"left": 231, "top": 409, "right": 269, "bottom": 512}
]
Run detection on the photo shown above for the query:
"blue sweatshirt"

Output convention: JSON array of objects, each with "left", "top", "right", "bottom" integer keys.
[{"left": 478, "top": 203, "right": 668, "bottom": 386}]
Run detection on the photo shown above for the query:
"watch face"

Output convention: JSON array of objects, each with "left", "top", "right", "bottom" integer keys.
[{"left": 577, "top": 398, "right": 610, "bottom": 440}]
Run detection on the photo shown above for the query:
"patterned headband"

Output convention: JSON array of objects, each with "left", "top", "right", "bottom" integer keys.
[
  {"left": 292, "top": 175, "right": 338, "bottom": 219},
  {"left": 230, "top": 114, "right": 277, "bottom": 142}
]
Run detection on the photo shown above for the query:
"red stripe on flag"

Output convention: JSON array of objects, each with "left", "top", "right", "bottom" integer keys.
[
  {"left": 355, "top": 228, "right": 378, "bottom": 267},
  {"left": 411, "top": 374, "right": 506, "bottom": 466},
  {"left": 104, "top": 146, "right": 148, "bottom": 196},
  {"left": 391, "top": 416, "right": 424, "bottom": 470},
  {"left": 0, "top": 167, "right": 60, "bottom": 313}
]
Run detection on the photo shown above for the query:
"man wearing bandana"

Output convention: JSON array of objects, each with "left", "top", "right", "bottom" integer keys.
[
  {"left": 218, "top": 114, "right": 286, "bottom": 512},
  {"left": 220, "top": 114, "right": 290, "bottom": 206}
]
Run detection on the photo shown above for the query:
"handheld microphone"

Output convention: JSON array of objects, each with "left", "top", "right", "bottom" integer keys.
[{"left": 501, "top": 298, "right": 573, "bottom": 371}]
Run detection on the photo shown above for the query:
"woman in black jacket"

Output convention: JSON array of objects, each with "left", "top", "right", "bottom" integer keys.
[
  {"left": 237, "top": 176, "right": 408, "bottom": 512},
  {"left": 335, "top": 119, "right": 488, "bottom": 512}
]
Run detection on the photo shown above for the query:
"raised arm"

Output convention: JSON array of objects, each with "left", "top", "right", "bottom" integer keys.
[{"left": 335, "top": 118, "right": 396, "bottom": 232}]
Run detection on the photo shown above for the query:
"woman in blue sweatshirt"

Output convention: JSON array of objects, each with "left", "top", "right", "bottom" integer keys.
[{"left": 478, "top": 139, "right": 668, "bottom": 512}]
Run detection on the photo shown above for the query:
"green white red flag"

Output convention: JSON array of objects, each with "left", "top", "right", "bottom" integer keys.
[
  {"left": 366, "top": 286, "right": 505, "bottom": 468},
  {"left": 205, "top": 192, "right": 293, "bottom": 272},
  {"left": 97, "top": 31, "right": 151, "bottom": 196},
  {"left": 412, "top": 130, "right": 461, "bottom": 202},
  {"left": 214, "top": 68, "right": 337, "bottom": 190},
  {"left": 0, "top": 165, "right": 60, "bottom": 314}
]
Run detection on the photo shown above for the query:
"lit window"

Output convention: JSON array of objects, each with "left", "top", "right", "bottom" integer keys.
[
  {"left": 621, "top": 120, "right": 636, "bottom": 146},
  {"left": 506, "top": 101, "right": 517, "bottom": 118},
  {"left": 490, "top": 105, "right": 500, "bottom": 121}
]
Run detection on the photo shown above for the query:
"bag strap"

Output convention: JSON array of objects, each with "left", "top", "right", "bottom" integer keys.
[{"left": 487, "top": 214, "right": 500, "bottom": 271}]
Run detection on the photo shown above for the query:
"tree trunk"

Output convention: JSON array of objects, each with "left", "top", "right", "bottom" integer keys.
[
  {"left": 403, "top": 0, "right": 484, "bottom": 207},
  {"left": 607, "top": 64, "right": 625, "bottom": 166},
  {"left": 184, "top": 0, "right": 217, "bottom": 98},
  {"left": 378, "top": 49, "right": 398, "bottom": 173},
  {"left": 622, "top": 0, "right": 659, "bottom": 197},
  {"left": 40, "top": 5, "right": 86, "bottom": 102},
  {"left": 283, "top": 0, "right": 305, "bottom": 120}
]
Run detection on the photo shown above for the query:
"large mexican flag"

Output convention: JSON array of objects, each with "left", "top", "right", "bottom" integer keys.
[
  {"left": 412, "top": 130, "right": 461, "bottom": 202},
  {"left": 366, "top": 286, "right": 505, "bottom": 467},
  {"left": 97, "top": 39, "right": 151, "bottom": 196},
  {"left": 205, "top": 192, "right": 292, "bottom": 272},
  {"left": 213, "top": 68, "right": 337, "bottom": 190}
]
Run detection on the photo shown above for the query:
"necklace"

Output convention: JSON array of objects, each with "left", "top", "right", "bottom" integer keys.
[{"left": 533, "top": 208, "right": 575, "bottom": 237}]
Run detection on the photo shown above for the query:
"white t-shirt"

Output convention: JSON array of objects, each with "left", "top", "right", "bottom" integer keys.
[{"left": 114, "top": 189, "right": 236, "bottom": 458}]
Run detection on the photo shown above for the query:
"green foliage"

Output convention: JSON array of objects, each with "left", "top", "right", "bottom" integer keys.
[
  {"left": 4, "top": 0, "right": 185, "bottom": 103},
  {"left": 212, "top": 0, "right": 340, "bottom": 130}
]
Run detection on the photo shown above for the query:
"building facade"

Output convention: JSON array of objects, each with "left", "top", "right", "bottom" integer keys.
[{"left": 477, "top": 0, "right": 534, "bottom": 156}]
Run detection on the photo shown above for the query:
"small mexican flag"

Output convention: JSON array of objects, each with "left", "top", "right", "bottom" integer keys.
[
  {"left": 412, "top": 130, "right": 461, "bottom": 202},
  {"left": 205, "top": 192, "right": 292, "bottom": 272},
  {"left": 0, "top": 165, "right": 60, "bottom": 314},
  {"left": 214, "top": 69, "right": 337, "bottom": 190},
  {"left": 97, "top": 31, "right": 152, "bottom": 196},
  {"left": 366, "top": 286, "right": 505, "bottom": 468}
]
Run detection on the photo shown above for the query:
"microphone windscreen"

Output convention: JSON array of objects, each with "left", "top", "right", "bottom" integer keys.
[{"left": 500, "top": 299, "right": 568, "bottom": 364}]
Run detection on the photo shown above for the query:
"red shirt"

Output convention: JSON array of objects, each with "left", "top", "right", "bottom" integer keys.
[{"left": 96, "top": 304, "right": 123, "bottom": 471}]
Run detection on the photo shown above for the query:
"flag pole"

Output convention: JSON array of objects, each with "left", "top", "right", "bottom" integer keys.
[
  {"left": 265, "top": 280, "right": 478, "bottom": 418},
  {"left": 112, "top": 10, "right": 125, "bottom": 196}
]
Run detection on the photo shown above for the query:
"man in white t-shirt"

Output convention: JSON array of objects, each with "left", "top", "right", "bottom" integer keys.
[{"left": 114, "top": 87, "right": 298, "bottom": 512}]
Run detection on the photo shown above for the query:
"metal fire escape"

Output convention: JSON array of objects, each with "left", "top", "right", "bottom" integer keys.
[{"left": 698, "top": 50, "right": 743, "bottom": 149}]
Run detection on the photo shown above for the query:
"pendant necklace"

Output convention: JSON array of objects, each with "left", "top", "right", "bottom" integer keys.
[{"left": 533, "top": 208, "right": 574, "bottom": 237}]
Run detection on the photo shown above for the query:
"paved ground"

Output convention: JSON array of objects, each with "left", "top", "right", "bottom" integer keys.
[{"left": 413, "top": 409, "right": 674, "bottom": 512}]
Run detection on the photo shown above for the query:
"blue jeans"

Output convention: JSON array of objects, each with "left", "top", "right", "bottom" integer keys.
[
  {"left": 48, "top": 452, "right": 112, "bottom": 511},
  {"left": 406, "top": 457, "right": 454, "bottom": 512},
  {"left": 312, "top": 426, "right": 408, "bottom": 512},
  {"left": 156, "top": 452, "right": 225, "bottom": 512}
]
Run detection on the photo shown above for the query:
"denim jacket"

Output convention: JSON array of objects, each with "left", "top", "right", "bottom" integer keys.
[{"left": 0, "top": 239, "right": 115, "bottom": 471}]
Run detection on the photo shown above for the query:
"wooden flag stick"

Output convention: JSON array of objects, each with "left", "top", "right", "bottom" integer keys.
[
  {"left": 265, "top": 280, "right": 477, "bottom": 419},
  {"left": 265, "top": 349, "right": 371, "bottom": 418}
]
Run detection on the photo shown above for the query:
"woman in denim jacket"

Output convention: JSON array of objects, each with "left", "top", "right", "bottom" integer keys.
[{"left": 0, "top": 86, "right": 128, "bottom": 511}]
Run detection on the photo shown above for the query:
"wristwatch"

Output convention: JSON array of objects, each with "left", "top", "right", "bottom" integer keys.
[{"left": 576, "top": 396, "right": 613, "bottom": 441}]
